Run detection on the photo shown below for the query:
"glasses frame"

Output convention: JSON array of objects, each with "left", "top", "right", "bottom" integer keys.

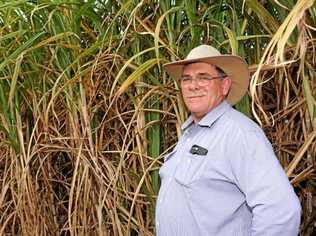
[{"left": 179, "top": 74, "right": 227, "bottom": 87}]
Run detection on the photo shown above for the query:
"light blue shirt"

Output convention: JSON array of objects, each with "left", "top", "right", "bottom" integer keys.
[{"left": 156, "top": 101, "right": 301, "bottom": 236}]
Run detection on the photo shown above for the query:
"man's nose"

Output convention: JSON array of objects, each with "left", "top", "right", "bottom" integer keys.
[{"left": 188, "top": 78, "right": 200, "bottom": 89}]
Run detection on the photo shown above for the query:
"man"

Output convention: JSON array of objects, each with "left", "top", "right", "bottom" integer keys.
[{"left": 155, "top": 45, "right": 301, "bottom": 236}]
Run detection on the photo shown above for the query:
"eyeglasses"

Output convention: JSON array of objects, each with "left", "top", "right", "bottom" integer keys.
[{"left": 180, "top": 75, "right": 225, "bottom": 86}]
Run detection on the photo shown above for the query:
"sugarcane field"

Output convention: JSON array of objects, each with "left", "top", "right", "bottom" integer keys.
[{"left": 0, "top": 0, "right": 315, "bottom": 235}]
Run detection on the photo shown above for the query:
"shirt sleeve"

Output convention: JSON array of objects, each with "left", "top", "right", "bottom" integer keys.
[{"left": 229, "top": 129, "right": 301, "bottom": 236}]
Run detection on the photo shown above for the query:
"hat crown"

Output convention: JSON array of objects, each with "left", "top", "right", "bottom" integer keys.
[{"left": 186, "top": 45, "right": 221, "bottom": 60}]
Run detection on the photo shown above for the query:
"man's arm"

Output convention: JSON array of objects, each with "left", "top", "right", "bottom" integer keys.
[{"left": 230, "top": 129, "right": 301, "bottom": 236}]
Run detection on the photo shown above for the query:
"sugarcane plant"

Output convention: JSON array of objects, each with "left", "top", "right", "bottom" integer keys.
[{"left": 0, "top": 0, "right": 315, "bottom": 235}]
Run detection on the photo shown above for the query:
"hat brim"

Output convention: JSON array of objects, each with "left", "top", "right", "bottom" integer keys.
[{"left": 163, "top": 55, "right": 249, "bottom": 105}]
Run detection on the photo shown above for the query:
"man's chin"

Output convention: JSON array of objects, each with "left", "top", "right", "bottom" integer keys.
[
  {"left": 189, "top": 109, "right": 207, "bottom": 116},
  {"left": 186, "top": 97, "right": 203, "bottom": 103}
]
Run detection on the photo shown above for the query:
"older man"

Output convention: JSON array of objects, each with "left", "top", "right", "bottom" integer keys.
[{"left": 155, "top": 45, "right": 301, "bottom": 236}]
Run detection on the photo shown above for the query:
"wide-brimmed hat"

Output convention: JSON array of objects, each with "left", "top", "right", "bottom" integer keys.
[{"left": 163, "top": 45, "right": 249, "bottom": 105}]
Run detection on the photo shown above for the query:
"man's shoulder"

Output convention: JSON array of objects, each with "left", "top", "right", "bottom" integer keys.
[
  {"left": 219, "top": 108, "right": 274, "bottom": 157},
  {"left": 222, "top": 107, "right": 263, "bottom": 134}
]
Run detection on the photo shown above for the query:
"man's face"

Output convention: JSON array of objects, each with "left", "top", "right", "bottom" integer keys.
[{"left": 181, "top": 62, "right": 231, "bottom": 122}]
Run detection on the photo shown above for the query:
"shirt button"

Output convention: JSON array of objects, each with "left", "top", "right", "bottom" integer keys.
[{"left": 187, "top": 159, "right": 191, "bottom": 164}]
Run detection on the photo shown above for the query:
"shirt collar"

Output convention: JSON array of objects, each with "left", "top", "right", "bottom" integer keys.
[{"left": 181, "top": 100, "right": 231, "bottom": 130}]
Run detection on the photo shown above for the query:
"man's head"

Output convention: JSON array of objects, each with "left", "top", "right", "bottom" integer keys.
[
  {"left": 180, "top": 62, "right": 231, "bottom": 122},
  {"left": 163, "top": 45, "right": 250, "bottom": 121}
]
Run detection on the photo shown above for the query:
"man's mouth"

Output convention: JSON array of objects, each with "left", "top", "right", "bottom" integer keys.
[{"left": 186, "top": 94, "right": 205, "bottom": 99}]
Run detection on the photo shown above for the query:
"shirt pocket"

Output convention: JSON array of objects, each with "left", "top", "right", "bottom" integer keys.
[
  {"left": 159, "top": 149, "right": 177, "bottom": 180},
  {"left": 174, "top": 152, "right": 209, "bottom": 187}
]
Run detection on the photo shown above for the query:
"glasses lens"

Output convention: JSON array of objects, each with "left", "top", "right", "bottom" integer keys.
[{"left": 180, "top": 75, "right": 222, "bottom": 86}]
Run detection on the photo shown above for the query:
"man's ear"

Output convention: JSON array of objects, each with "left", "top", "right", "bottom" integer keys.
[{"left": 222, "top": 77, "right": 232, "bottom": 96}]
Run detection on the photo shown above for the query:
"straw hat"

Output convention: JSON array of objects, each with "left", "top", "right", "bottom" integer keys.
[{"left": 163, "top": 45, "right": 250, "bottom": 105}]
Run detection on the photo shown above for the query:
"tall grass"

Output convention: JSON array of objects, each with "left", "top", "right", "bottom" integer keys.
[{"left": 0, "top": 0, "right": 315, "bottom": 235}]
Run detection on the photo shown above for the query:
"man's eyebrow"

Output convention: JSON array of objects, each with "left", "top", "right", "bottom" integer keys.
[
  {"left": 181, "top": 72, "right": 213, "bottom": 77},
  {"left": 196, "top": 72, "right": 212, "bottom": 76}
]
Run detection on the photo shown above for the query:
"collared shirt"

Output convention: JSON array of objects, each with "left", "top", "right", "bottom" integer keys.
[{"left": 155, "top": 101, "right": 301, "bottom": 236}]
